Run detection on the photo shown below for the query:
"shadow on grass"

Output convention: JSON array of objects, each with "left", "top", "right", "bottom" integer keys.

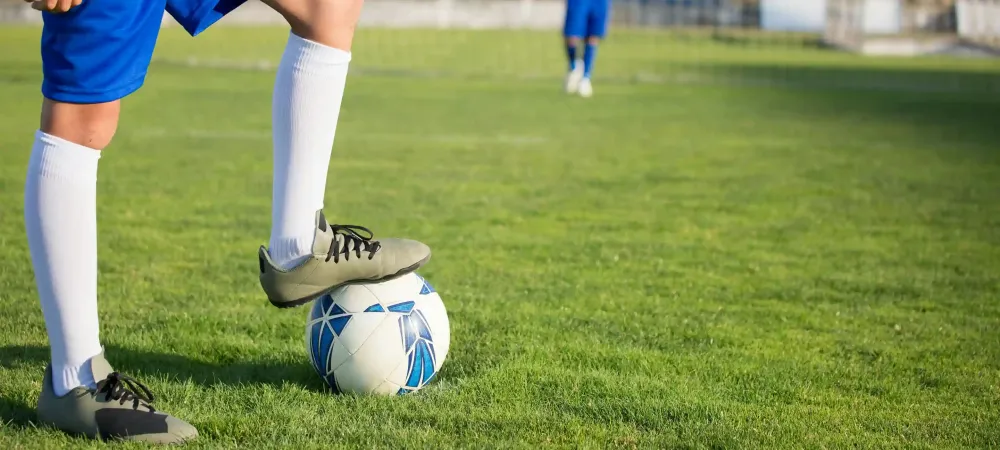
[
  {"left": 710, "top": 29, "right": 823, "bottom": 49},
  {"left": 699, "top": 63, "right": 1000, "bottom": 96},
  {"left": 107, "top": 345, "right": 324, "bottom": 392},
  {"left": 664, "top": 62, "right": 1000, "bottom": 163},
  {"left": 0, "top": 396, "right": 36, "bottom": 430},
  {"left": 0, "top": 344, "right": 320, "bottom": 389},
  {"left": 0, "top": 344, "right": 325, "bottom": 428},
  {"left": 0, "top": 345, "right": 42, "bottom": 428}
]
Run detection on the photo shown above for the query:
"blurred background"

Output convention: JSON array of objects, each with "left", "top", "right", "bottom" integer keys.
[
  {"left": 2, "top": 0, "right": 999, "bottom": 91},
  {"left": 1, "top": 1, "right": 999, "bottom": 447}
]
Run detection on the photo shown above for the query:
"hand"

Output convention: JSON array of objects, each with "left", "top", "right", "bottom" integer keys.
[{"left": 25, "top": 0, "right": 82, "bottom": 13}]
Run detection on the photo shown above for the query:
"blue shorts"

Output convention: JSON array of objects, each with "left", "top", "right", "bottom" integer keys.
[
  {"left": 41, "top": 0, "right": 246, "bottom": 104},
  {"left": 563, "top": 0, "right": 609, "bottom": 39}
]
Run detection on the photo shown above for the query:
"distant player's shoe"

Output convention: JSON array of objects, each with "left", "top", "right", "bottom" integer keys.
[
  {"left": 260, "top": 210, "right": 431, "bottom": 308},
  {"left": 578, "top": 78, "right": 593, "bottom": 98},
  {"left": 37, "top": 352, "right": 197, "bottom": 444},
  {"left": 565, "top": 65, "right": 584, "bottom": 94}
]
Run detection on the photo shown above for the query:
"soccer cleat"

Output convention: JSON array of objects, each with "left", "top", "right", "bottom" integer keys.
[
  {"left": 564, "top": 64, "right": 584, "bottom": 94},
  {"left": 260, "top": 210, "right": 431, "bottom": 308},
  {"left": 36, "top": 352, "right": 197, "bottom": 444},
  {"left": 578, "top": 78, "right": 593, "bottom": 98}
]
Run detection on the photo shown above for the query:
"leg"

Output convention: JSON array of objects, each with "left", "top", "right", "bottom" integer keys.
[
  {"left": 31, "top": 0, "right": 158, "bottom": 397},
  {"left": 41, "top": 100, "right": 120, "bottom": 149},
  {"left": 563, "top": 35, "right": 585, "bottom": 94},
  {"left": 583, "top": 36, "right": 600, "bottom": 80},
  {"left": 30, "top": 0, "right": 196, "bottom": 442},
  {"left": 563, "top": 0, "right": 588, "bottom": 93},
  {"left": 565, "top": 36, "right": 582, "bottom": 72},
  {"left": 576, "top": 37, "right": 598, "bottom": 98},
  {"left": 576, "top": 35, "right": 599, "bottom": 98},
  {"left": 577, "top": 0, "right": 608, "bottom": 98},
  {"left": 27, "top": 99, "right": 113, "bottom": 399},
  {"left": 262, "top": 0, "right": 364, "bottom": 49},
  {"left": 250, "top": 0, "right": 430, "bottom": 307},
  {"left": 260, "top": 0, "right": 360, "bottom": 271},
  {"left": 584, "top": 0, "right": 608, "bottom": 80}
]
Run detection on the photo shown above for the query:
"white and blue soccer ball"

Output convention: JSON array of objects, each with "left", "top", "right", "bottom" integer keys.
[{"left": 305, "top": 272, "right": 450, "bottom": 395}]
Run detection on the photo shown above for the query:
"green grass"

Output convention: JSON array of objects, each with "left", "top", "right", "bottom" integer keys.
[{"left": 1, "top": 26, "right": 1000, "bottom": 448}]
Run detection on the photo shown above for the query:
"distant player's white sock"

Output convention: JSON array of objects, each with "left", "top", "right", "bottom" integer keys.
[
  {"left": 24, "top": 131, "right": 103, "bottom": 397},
  {"left": 269, "top": 32, "right": 352, "bottom": 270}
]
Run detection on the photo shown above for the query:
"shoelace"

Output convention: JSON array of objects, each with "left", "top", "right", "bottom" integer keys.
[
  {"left": 96, "top": 372, "right": 156, "bottom": 411},
  {"left": 326, "top": 224, "right": 382, "bottom": 263}
]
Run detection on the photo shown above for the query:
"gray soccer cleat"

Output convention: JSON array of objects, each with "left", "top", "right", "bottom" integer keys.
[
  {"left": 259, "top": 210, "right": 431, "bottom": 308},
  {"left": 37, "top": 352, "right": 197, "bottom": 444}
]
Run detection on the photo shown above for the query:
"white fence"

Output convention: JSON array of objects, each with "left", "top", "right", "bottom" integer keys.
[
  {"left": 216, "top": 0, "right": 566, "bottom": 29},
  {"left": 0, "top": 0, "right": 566, "bottom": 29},
  {"left": 2, "top": 0, "right": 999, "bottom": 43},
  {"left": 958, "top": 0, "right": 1000, "bottom": 42}
]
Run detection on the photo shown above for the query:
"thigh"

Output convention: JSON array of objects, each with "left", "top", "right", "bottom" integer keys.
[
  {"left": 260, "top": 0, "right": 364, "bottom": 50},
  {"left": 165, "top": 0, "right": 248, "bottom": 36},
  {"left": 564, "top": 0, "right": 590, "bottom": 38},
  {"left": 41, "top": 0, "right": 167, "bottom": 104},
  {"left": 586, "top": 0, "right": 610, "bottom": 38}
]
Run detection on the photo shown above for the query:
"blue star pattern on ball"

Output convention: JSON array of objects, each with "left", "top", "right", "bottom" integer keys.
[
  {"left": 306, "top": 275, "right": 440, "bottom": 395},
  {"left": 394, "top": 305, "right": 438, "bottom": 395},
  {"left": 307, "top": 296, "right": 351, "bottom": 393},
  {"left": 417, "top": 274, "right": 436, "bottom": 295},
  {"left": 386, "top": 277, "right": 439, "bottom": 395}
]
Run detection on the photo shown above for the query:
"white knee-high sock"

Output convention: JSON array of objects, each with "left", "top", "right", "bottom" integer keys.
[
  {"left": 269, "top": 32, "right": 352, "bottom": 270},
  {"left": 24, "top": 131, "right": 103, "bottom": 397}
]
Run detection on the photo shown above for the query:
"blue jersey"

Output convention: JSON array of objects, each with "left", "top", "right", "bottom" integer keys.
[
  {"left": 563, "top": 0, "right": 610, "bottom": 39},
  {"left": 40, "top": 0, "right": 246, "bottom": 104}
]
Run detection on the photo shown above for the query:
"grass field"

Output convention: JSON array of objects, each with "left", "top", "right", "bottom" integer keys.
[{"left": 1, "top": 25, "right": 1000, "bottom": 448}]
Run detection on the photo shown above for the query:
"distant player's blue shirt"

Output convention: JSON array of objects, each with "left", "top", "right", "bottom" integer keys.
[
  {"left": 41, "top": 0, "right": 246, "bottom": 104},
  {"left": 563, "top": 0, "right": 610, "bottom": 39}
]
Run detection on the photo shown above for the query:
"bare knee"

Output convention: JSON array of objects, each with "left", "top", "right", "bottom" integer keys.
[
  {"left": 41, "top": 99, "right": 120, "bottom": 150},
  {"left": 263, "top": 0, "right": 364, "bottom": 50},
  {"left": 586, "top": 37, "right": 601, "bottom": 46},
  {"left": 566, "top": 36, "right": 582, "bottom": 47}
]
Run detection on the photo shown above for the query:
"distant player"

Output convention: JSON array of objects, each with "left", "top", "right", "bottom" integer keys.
[
  {"left": 563, "top": 0, "right": 610, "bottom": 97},
  {"left": 21, "top": 0, "right": 431, "bottom": 443}
]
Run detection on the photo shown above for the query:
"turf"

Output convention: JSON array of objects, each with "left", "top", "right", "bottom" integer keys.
[{"left": 1, "top": 26, "right": 999, "bottom": 448}]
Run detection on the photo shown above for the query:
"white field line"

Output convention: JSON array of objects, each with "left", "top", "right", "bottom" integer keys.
[
  {"left": 130, "top": 128, "right": 548, "bottom": 146},
  {"left": 151, "top": 56, "right": 1000, "bottom": 95}
]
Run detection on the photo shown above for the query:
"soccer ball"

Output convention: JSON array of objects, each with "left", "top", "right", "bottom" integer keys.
[{"left": 305, "top": 272, "right": 449, "bottom": 395}]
